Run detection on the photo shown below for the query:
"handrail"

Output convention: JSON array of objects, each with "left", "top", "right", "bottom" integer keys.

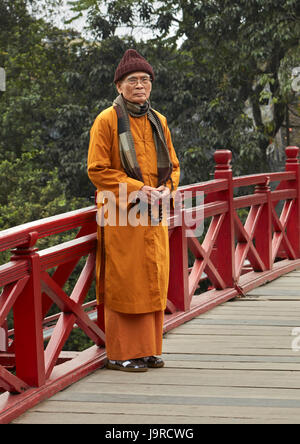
[
  {"left": 1, "top": 145, "right": 300, "bottom": 424},
  {"left": 232, "top": 171, "right": 296, "bottom": 188},
  {"left": 0, "top": 206, "right": 96, "bottom": 253}
]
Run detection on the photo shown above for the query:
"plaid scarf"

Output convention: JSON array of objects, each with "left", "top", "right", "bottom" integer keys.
[{"left": 113, "top": 94, "right": 173, "bottom": 187}]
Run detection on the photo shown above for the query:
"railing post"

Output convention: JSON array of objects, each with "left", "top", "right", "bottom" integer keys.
[
  {"left": 254, "top": 177, "right": 272, "bottom": 269},
  {"left": 11, "top": 232, "right": 45, "bottom": 387},
  {"left": 167, "top": 224, "right": 189, "bottom": 312},
  {"left": 285, "top": 146, "right": 300, "bottom": 258},
  {"left": 213, "top": 150, "right": 235, "bottom": 287}
]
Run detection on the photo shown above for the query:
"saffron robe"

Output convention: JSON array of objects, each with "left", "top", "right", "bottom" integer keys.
[
  {"left": 104, "top": 306, "right": 164, "bottom": 360},
  {"left": 88, "top": 106, "right": 180, "bottom": 314}
]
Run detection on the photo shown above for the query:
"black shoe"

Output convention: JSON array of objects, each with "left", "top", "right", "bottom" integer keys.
[
  {"left": 105, "top": 359, "right": 148, "bottom": 372},
  {"left": 142, "top": 356, "right": 165, "bottom": 368}
]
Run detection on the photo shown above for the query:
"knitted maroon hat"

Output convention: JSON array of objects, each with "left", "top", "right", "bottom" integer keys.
[{"left": 114, "top": 49, "right": 155, "bottom": 83}]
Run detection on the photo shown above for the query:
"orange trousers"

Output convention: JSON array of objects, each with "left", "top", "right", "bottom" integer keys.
[{"left": 104, "top": 305, "right": 164, "bottom": 361}]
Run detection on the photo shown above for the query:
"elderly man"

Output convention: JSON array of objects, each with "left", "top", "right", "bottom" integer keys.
[{"left": 88, "top": 49, "right": 180, "bottom": 372}]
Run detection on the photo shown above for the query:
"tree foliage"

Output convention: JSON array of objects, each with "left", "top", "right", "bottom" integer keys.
[
  {"left": 68, "top": 0, "right": 300, "bottom": 177},
  {"left": 0, "top": 0, "right": 299, "bottom": 240},
  {"left": 0, "top": 0, "right": 88, "bottom": 228}
]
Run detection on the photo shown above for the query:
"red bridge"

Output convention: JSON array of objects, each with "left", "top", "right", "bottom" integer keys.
[{"left": 1, "top": 147, "right": 300, "bottom": 423}]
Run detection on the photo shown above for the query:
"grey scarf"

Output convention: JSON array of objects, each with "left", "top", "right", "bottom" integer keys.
[{"left": 113, "top": 94, "right": 173, "bottom": 188}]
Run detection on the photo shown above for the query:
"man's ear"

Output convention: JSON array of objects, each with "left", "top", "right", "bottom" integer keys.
[{"left": 116, "top": 81, "right": 122, "bottom": 94}]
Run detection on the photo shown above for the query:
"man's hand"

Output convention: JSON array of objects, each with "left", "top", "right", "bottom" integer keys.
[
  {"left": 139, "top": 185, "right": 170, "bottom": 205},
  {"left": 156, "top": 185, "right": 170, "bottom": 200}
]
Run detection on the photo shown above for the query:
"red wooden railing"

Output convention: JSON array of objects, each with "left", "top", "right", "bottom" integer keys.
[{"left": 1, "top": 146, "right": 300, "bottom": 423}]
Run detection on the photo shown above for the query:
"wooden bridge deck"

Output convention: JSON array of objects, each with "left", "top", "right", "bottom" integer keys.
[{"left": 12, "top": 270, "right": 300, "bottom": 424}]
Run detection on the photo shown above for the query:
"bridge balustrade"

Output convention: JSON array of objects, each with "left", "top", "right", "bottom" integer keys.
[{"left": 0, "top": 146, "right": 300, "bottom": 423}]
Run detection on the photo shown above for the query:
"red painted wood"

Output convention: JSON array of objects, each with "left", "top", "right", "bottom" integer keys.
[
  {"left": 0, "top": 206, "right": 96, "bottom": 253},
  {"left": 40, "top": 224, "right": 94, "bottom": 320},
  {"left": 0, "top": 366, "right": 29, "bottom": 394},
  {"left": 0, "top": 353, "right": 15, "bottom": 368},
  {"left": 167, "top": 225, "right": 189, "bottom": 311},
  {"left": 285, "top": 147, "right": 300, "bottom": 258},
  {"left": 232, "top": 171, "right": 296, "bottom": 188},
  {"left": 0, "top": 260, "right": 29, "bottom": 288},
  {"left": 0, "top": 346, "right": 107, "bottom": 424},
  {"left": 0, "top": 278, "right": 29, "bottom": 327},
  {"left": 188, "top": 213, "right": 227, "bottom": 294},
  {"left": 12, "top": 236, "right": 46, "bottom": 388},
  {"left": 252, "top": 179, "right": 272, "bottom": 270},
  {"left": 213, "top": 150, "right": 236, "bottom": 287}
]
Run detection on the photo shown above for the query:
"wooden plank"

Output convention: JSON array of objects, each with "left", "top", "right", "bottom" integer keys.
[
  {"left": 204, "top": 306, "right": 300, "bottom": 314},
  {"left": 167, "top": 325, "right": 298, "bottom": 335},
  {"left": 11, "top": 409, "right": 298, "bottom": 424},
  {"left": 226, "top": 300, "right": 300, "bottom": 306},
  {"left": 197, "top": 314, "right": 300, "bottom": 321},
  {"left": 162, "top": 359, "right": 300, "bottom": 371},
  {"left": 11, "top": 400, "right": 300, "bottom": 424},
  {"left": 162, "top": 345, "right": 299, "bottom": 356},
  {"left": 164, "top": 353, "right": 300, "bottom": 364},
  {"left": 164, "top": 336, "right": 294, "bottom": 348},
  {"left": 246, "top": 289, "right": 300, "bottom": 297},
  {"left": 10, "top": 411, "right": 225, "bottom": 424},
  {"left": 166, "top": 331, "right": 295, "bottom": 340},
  {"left": 76, "top": 368, "right": 300, "bottom": 389},
  {"left": 197, "top": 304, "right": 300, "bottom": 314},
  {"left": 187, "top": 318, "right": 300, "bottom": 326},
  {"left": 167, "top": 326, "right": 298, "bottom": 336},
  {"left": 50, "top": 380, "right": 300, "bottom": 399},
  {"left": 48, "top": 389, "right": 300, "bottom": 405}
]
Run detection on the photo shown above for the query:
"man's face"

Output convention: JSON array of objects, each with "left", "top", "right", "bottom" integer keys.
[{"left": 116, "top": 71, "right": 152, "bottom": 104}]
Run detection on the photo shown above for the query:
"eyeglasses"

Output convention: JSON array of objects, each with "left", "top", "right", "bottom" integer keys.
[{"left": 124, "top": 75, "right": 152, "bottom": 86}]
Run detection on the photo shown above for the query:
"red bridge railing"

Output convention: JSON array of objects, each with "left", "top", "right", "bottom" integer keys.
[{"left": 1, "top": 146, "right": 300, "bottom": 423}]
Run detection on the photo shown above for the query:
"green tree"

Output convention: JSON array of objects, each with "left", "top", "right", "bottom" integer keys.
[
  {"left": 0, "top": 0, "right": 91, "bottom": 232},
  {"left": 0, "top": 1, "right": 97, "bottom": 351},
  {"left": 68, "top": 0, "right": 300, "bottom": 178}
]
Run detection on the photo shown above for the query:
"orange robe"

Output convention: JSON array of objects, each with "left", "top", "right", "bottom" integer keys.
[
  {"left": 87, "top": 105, "right": 180, "bottom": 359},
  {"left": 104, "top": 306, "right": 164, "bottom": 360}
]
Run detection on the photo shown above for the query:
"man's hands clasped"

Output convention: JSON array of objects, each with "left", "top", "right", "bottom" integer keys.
[{"left": 139, "top": 185, "right": 170, "bottom": 206}]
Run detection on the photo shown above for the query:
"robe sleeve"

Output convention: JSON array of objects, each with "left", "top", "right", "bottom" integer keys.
[
  {"left": 164, "top": 123, "right": 180, "bottom": 192},
  {"left": 87, "top": 112, "right": 145, "bottom": 198}
]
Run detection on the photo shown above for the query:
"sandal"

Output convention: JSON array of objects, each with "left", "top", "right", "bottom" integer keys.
[
  {"left": 142, "top": 356, "right": 165, "bottom": 368},
  {"left": 105, "top": 359, "right": 148, "bottom": 372}
]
